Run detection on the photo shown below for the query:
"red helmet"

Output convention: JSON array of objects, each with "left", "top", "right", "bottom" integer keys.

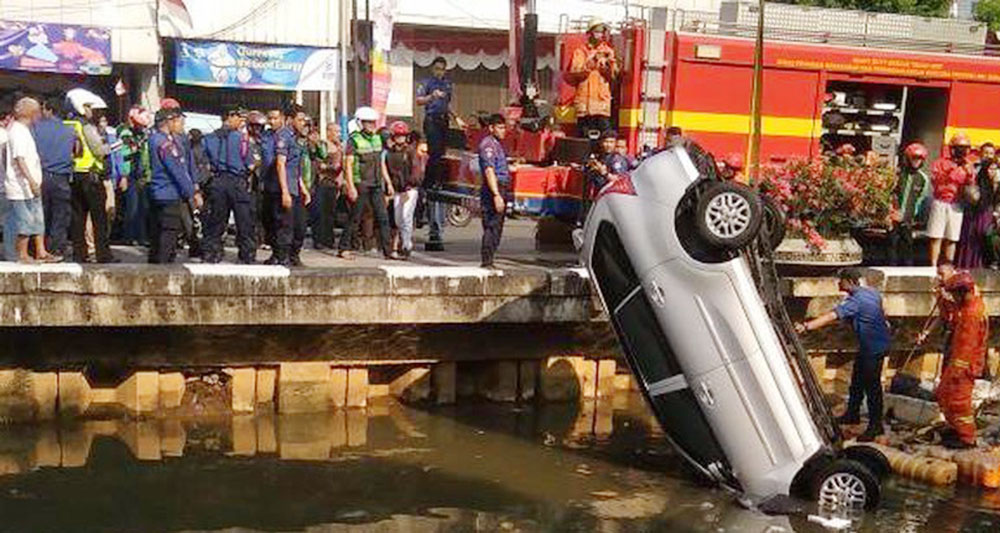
[
  {"left": 904, "top": 142, "right": 928, "bottom": 159},
  {"left": 389, "top": 120, "right": 410, "bottom": 137},
  {"left": 724, "top": 153, "right": 744, "bottom": 170},
  {"left": 835, "top": 143, "right": 856, "bottom": 156},
  {"left": 160, "top": 97, "right": 180, "bottom": 110},
  {"left": 950, "top": 132, "right": 972, "bottom": 147}
]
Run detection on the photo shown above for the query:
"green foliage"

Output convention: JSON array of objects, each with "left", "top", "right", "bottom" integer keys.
[
  {"left": 774, "top": 0, "right": 952, "bottom": 17},
  {"left": 975, "top": 0, "right": 1000, "bottom": 32}
]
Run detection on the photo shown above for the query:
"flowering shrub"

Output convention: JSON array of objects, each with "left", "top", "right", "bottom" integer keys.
[{"left": 752, "top": 157, "right": 896, "bottom": 251}]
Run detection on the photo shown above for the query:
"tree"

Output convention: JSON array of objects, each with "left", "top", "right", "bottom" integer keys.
[
  {"left": 975, "top": 0, "right": 1000, "bottom": 32},
  {"left": 775, "top": 0, "right": 952, "bottom": 17}
]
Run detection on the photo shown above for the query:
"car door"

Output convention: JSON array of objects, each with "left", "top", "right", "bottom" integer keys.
[{"left": 589, "top": 221, "right": 734, "bottom": 484}]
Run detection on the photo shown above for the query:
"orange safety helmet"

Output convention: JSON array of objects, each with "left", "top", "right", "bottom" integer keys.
[
  {"left": 904, "top": 142, "right": 928, "bottom": 159},
  {"left": 389, "top": 120, "right": 410, "bottom": 137},
  {"left": 950, "top": 132, "right": 972, "bottom": 147}
]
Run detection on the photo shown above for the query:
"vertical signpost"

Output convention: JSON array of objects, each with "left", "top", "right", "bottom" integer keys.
[{"left": 747, "top": 0, "right": 766, "bottom": 180}]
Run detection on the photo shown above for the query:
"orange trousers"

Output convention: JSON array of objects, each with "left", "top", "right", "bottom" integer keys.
[{"left": 936, "top": 363, "right": 977, "bottom": 445}]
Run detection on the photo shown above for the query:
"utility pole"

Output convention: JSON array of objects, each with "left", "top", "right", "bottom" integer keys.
[{"left": 747, "top": 0, "right": 765, "bottom": 180}]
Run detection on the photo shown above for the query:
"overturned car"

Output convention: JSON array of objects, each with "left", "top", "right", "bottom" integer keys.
[{"left": 579, "top": 143, "right": 889, "bottom": 511}]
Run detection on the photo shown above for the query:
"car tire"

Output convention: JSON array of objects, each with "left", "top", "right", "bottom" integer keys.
[
  {"left": 842, "top": 445, "right": 891, "bottom": 479},
  {"left": 447, "top": 205, "right": 473, "bottom": 228},
  {"left": 761, "top": 195, "right": 786, "bottom": 251},
  {"left": 813, "top": 458, "right": 881, "bottom": 511},
  {"left": 695, "top": 181, "right": 763, "bottom": 250}
]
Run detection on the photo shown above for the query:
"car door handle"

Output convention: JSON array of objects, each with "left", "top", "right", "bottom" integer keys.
[
  {"left": 697, "top": 381, "right": 715, "bottom": 408},
  {"left": 649, "top": 280, "right": 666, "bottom": 307}
]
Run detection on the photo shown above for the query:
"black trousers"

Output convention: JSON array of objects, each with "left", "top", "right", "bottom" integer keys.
[
  {"left": 71, "top": 173, "right": 113, "bottom": 263},
  {"left": 204, "top": 174, "right": 255, "bottom": 264},
  {"left": 480, "top": 191, "right": 509, "bottom": 266},
  {"left": 888, "top": 224, "right": 916, "bottom": 266},
  {"left": 423, "top": 114, "right": 449, "bottom": 189},
  {"left": 339, "top": 184, "right": 391, "bottom": 256},
  {"left": 148, "top": 200, "right": 183, "bottom": 264},
  {"left": 311, "top": 182, "right": 338, "bottom": 249},
  {"left": 844, "top": 355, "right": 885, "bottom": 430},
  {"left": 42, "top": 171, "right": 72, "bottom": 255},
  {"left": 264, "top": 192, "right": 306, "bottom": 263}
]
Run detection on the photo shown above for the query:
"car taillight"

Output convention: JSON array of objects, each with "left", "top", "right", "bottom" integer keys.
[{"left": 595, "top": 176, "right": 636, "bottom": 201}]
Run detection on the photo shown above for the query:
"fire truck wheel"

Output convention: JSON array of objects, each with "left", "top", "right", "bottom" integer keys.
[
  {"left": 447, "top": 205, "right": 473, "bottom": 228},
  {"left": 695, "top": 181, "right": 763, "bottom": 251},
  {"left": 761, "top": 195, "right": 786, "bottom": 251},
  {"left": 813, "top": 458, "right": 881, "bottom": 511}
]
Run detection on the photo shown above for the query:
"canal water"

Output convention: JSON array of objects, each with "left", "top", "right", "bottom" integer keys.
[{"left": 0, "top": 393, "right": 998, "bottom": 533}]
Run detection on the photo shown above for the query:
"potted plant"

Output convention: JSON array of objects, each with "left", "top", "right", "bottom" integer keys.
[{"left": 752, "top": 156, "right": 895, "bottom": 269}]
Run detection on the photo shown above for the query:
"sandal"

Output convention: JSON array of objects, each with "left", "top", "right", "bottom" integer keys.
[
  {"left": 338, "top": 250, "right": 355, "bottom": 260},
  {"left": 38, "top": 254, "right": 63, "bottom": 264}
]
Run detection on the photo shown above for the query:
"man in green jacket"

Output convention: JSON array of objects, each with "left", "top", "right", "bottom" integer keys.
[{"left": 890, "top": 142, "right": 932, "bottom": 266}]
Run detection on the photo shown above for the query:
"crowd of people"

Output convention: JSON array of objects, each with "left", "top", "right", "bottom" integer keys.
[{"left": 0, "top": 92, "right": 470, "bottom": 266}]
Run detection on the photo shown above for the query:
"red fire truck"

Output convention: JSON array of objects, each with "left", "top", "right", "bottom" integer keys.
[{"left": 444, "top": 4, "right": 1000, "bottom": 223}]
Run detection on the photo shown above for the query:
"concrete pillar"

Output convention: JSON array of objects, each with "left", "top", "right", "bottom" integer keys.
[
  {"left": 118, "top": 420, "right": 162, "bottom": 461},
  {"left": 540, "top": 356, "right": 584, "bottom": 402},
  {"left": 256, "top": 368, "right": 277, "bottom": 405},
  {"left": 479, "top": 361, "right": 518, "bottom": 402},
  {"left": 228, "top": 368, "right": 257, "bottom": 413},
  {"left": 346, "top": 409, "right": 367, "bottom": 447},
  {"left": 60, "top": 425, "right": 94, "bottom": 468},
  {"left": 390, "top": 367, "right": 432, "bottom": 403},
  {"left": 159, "top": 372, "right": 185, "bottom": 410},
  {"left": 231, "top": 415, "right": 257, "bottom": 456},
  {"left": 330, "top": 368, "right": 348, "bottom": 408},
  {"left": 160, "top": 419, "right": 186, "bottom": 457},
  {"left": 32, "top": 372, "right": 57, "bottom": 421},
  {"left": 596, "top": 360, "right": 616, "bottom": 399},
  {"left": 257, "top": 414, "right": 278, "bottom": 453},
  {"left": 368, "top": 384, "right": 389, "bottom": 399},
  {"left": 33, "top": 426, "right": 61, "bottom": 467},
  {"left": 346, "top": 368, "right": 368, "bottom": 408},
  {"left": 518, "top": 361, "right": 538, "bottom": 402},
  {"left": 580, "top": 359, "right": 599, "bottom": 399},
  {"left": 433, "top": 362, "right": 457, "bottom": 405},
  {"left": 278, "top": 362, "right": 332, "bottom": 414},
  {"left": 594, "top": 400, "right": 614, "bottom": 438},
  {"left": 330, "top": 410, "right": 347, "bottom": 448},
  {"left": 115, "top": 371, "right": 159, "bottom": 414},
  {"left": 58, "top": 372, "right": 92, "bottom": 417}
]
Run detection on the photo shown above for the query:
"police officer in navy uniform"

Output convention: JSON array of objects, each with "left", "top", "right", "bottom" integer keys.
[
  {"left": 415, "top": 56, "right": 466, "bottom": 252},
  {"left": 203, "top": 105, "right": 256, "bottom": 264},
  {"left": 262, "top": 103, "right": 311, "bottom": 266},
  {"left": 478, "top": 113, "right": 512, "bottom": 269},
  {"left": 148, "top": 108, "right": 200, "bottom": 264}
]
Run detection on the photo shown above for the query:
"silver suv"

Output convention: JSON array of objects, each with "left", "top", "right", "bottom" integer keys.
[{"left": 580, "top": 144, "right": 889, "bottom": 511}]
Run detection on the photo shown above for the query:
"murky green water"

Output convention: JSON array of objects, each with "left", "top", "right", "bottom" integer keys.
[{"left": 0, "top": 394, "right": 998, "bottom": 533}]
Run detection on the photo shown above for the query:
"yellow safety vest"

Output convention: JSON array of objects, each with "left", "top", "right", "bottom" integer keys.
[{"left": 64, "top": 119, "right": 103, "bottom": 174}]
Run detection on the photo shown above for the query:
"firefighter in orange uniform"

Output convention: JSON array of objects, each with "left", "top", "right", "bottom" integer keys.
[
  {"left": 567, "top": 19, "right": 619, "bottom": 138},
  {"left": 921, "top": 268, "right": 987, "bottom": 449}
]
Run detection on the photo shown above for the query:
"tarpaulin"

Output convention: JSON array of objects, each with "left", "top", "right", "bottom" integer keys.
[
  {"left": 174, "top": 40, "right": 338, "bottom": 91},
  {"left": 0, "top": 20, "right": 111, "bottom": 75}
]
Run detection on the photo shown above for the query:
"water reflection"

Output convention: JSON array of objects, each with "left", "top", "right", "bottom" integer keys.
[{"left": 0, "top": 394, "right": 997, "bottom": 532}]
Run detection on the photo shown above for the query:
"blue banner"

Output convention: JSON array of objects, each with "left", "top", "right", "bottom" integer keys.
[
  {"left": 0, "top": 20, "right": 111, "bottom": 75},
  {"left": 174, "top": 40, "right": 338, "bottom": 91}
]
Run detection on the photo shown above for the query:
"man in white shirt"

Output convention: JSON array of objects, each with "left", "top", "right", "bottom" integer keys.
[
  {"left": 6, "top": 97, "right": 59, "bottom": 263},
  {"left": 0, "top": 98, "right": 12, "bottom": 261}
]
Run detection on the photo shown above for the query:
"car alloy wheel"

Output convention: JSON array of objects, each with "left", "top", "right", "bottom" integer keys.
[
  {"left": 818, "top": 472, "right": 867, "bottom": 510},
  {"left": 704, "top": 191, "right": 752, "bottom": 240}
]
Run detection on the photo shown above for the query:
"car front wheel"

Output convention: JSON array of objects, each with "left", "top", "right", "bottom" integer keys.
[{"left": 695, "top": 182, "right": 764, "bottom": 251}]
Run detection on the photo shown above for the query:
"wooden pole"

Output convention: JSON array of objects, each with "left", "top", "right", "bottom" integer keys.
[{"left": 747, "top": 0, "right": 765, "bottom": 180}]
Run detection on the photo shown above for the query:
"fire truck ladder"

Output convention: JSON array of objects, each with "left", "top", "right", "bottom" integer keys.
[{"left": 638, "top": 7, "right": 670, "bottom": 150}]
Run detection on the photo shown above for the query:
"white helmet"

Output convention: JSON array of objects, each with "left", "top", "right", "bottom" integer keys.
[{"left": 355, "top": 106, "right": 379, "bottom": 122}]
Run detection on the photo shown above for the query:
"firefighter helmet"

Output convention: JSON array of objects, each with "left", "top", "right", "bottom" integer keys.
[
  {"left": 950, "top": 132, "right": 972, "bottom": 147},
  {"left": 389, "top": 120, "right": 410, "bottom": 137},
  {"left": 160, "top": 97, "right": 180, "bottom": 110}
]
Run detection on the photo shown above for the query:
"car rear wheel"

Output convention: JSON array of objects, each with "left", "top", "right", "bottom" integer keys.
[
  {"left": 814, "top": 458, "right": 881, "bottom": 511},
  {"left": 761, "top": 195, "right": 786, "bottom": 251},
  {"left": 695, "top": 182, "right": 763, "bottom": 250}
]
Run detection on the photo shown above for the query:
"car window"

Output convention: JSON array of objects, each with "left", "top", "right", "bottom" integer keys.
[
  {"left": 591, "top": 222, "right": 640, "bottom": 310},
  {"left": 615, "top": 292, "right": 683, "bottom": 382}
]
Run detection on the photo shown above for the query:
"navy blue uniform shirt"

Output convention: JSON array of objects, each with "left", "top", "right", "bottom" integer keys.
[
  {"left": 416, "top": 76, "right": 454, "bottom": 116},
  {"left": 835, "top": 286, "right": 892, "bottom": 358},
  {"left": 264, "top": 126, "right": 301, "bottom": 197},
  {"left": 149, "top": 130, "right": 195, "bottom": 203},
  {"left": 478, "top": 134, "right": 510, "bottom": 202},
  {"left": 204, "top": 127, "right": 252, "bottom": 176},
  {"left": 31, "top": 116, "right": 76, "bottom": 174}
]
